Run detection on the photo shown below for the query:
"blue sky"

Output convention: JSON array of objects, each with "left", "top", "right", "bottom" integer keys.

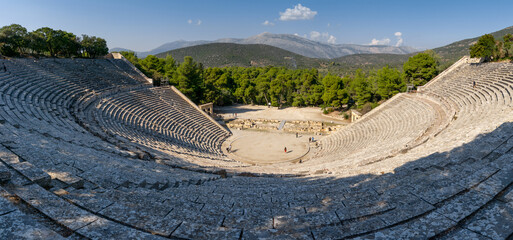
[{"left": 1, "top": 0, "right": 513, "bottom": 52}]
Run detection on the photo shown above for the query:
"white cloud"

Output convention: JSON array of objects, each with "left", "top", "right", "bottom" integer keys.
[
  {"left": 369, "top": 32, "right": 404, "bottom": 46},
  {"left": 327, "top": 35, "right": 337, "bottom": 44},
  {"left": 279, "top": 4, "right": 317, "bottom": 21},
  {"left": 188, "top": 19, "right": 201, "bottom": 25},
  {"left": 262, "top": 20, "right": 275, "bottom": 26},
  {"left": 309, "top": 31, "right": 336, "bottom": 44},
  {"left": 394, "top": 32, "right": 403, "bottom": 47},
  {"left": 310, "top": 31, "right": 321, "bottom": 40},
  {"left": 369, "top": 38, "right": 391, "bottom": 45}
]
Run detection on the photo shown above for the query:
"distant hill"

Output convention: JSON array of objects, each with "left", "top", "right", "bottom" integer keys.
[
  {"left": 109, "top": 47, "right": 133, "bottom": 53},
  {"left": 329, "top": 53, "right": 410, "bottom": 73},
  {"left": 155, "top": 43, "right": 322, "bottom": 68},
  {"left": 433, "top": 26, "right": 513, "bottom": 63},
  {"left": 217, "top": 32, "right": 418, "bottom": 59},
  {"left": 330, "top": 25, "right": 513, "bottom": 74},
  {"left": 111, "top": 32, "right": 418, "bottom": 59},
  {"left": 155, "top": 42, "right": 409, "bottom": 76}
]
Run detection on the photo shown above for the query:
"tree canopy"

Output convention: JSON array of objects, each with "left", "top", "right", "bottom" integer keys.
[
  {"left": 121, "top": 51, "right": 439, "bottom": 111},
  {"left": 402, "top": 52, "right": 438, "bottom": 87},
  {"left": 469, "top": 34, "right": 497, "bottom": 60},
  {"left": 468, "top": 33, "right": 513, "bottom": 62},
  {"left": 0, "top": 24, "right": 108, "bottom": 58}
]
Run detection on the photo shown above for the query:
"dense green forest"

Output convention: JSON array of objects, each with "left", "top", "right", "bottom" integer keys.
[
  {"left": 0, "top": 24, "right": 108, "bottom": 58},
  {"left": 121, "top": 51, "right": 439, "bottom": 112}
]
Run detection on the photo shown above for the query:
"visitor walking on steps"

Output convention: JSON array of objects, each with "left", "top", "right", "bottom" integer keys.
[{"left": 473, "top": 81, "right": 476, "bottom": 88}]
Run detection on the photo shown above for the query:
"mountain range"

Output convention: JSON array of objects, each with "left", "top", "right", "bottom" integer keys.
[
  {"left": 110, "top": 32, "right": 418, "bottom": 59},
  {"left": 112, "top": 25, "right": 513, "bottom": 75}
]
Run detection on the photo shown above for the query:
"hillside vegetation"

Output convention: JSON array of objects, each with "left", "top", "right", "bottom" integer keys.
[
  {"left": 328, "top": 54, "right": 410, "bottom": 76},
  {"left": 155, "top": 43, "right": 322, "bottom": 68}
]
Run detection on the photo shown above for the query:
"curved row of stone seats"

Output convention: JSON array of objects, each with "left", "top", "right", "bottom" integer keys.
[
  {"left": 417, "top": 62, "right": 513, "bottom": 150},
  {"left": 0, "top": 161, "right": 166, "bottom": 239},
  {"left": 0, "top": 113, "right": 219, "bottom": 190},
  {"left": 0, "top": 59, "right": 147, "bottom": 156},
  {"left": 33, "top": 124, "right": 513, "bottom": 239},
  {"left": 3, "top": 56, "right": 513, "bottom": 238},
  {"left": 0, "top": 62, "right": 97, "bottom": 139},
  {"left": 0, "top": 185, "right": 66, "bottom": 239},
  {"left": 0, "top": 57, "right": 238, "bottom": 169},
  {"left": 0, "top": 105, "right": 226, "bottom": 238},
  {"left": 0, "top": 58, "right": 237, "bottom": 237},
  {"left": 0, "top": 58, "right": 154, "bottom": 156},
  {"left": 282, "top": 61, "right": 513, "bottom": 177},
  {"left": 296, "top": 93, "right": 441, "bottom": 174},
  {"left": 92, "top": 107, "right": 243, "bottom": 169},
  {"left": 323, "top": 62, "right": 513, "bottom": 175},
  {"left": 0, "top": 123, "right": 231, "bottom": 238},
  {"left": 108, "top": 58, "right": 149, "bottom": 83},
  {"left": 91, "top": 87, "right": 230, "bottom": 159}
]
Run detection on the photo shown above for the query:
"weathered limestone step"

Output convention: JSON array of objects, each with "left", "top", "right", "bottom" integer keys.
[
  {"left": 434, "top": 189, "right": 494, "bottom": 223},
  {"left": 0, "top": 209, "right": 66, "bottom": 239},
  {"left": 353, "top": 211, "right": 456, "bottom": 239},
  {"left": 438, "top": 227, "right": 491, "bottom": 240},
  {"left": 0, "top": 187, "right": 65, "bottom": 239},
  {"left": 172, "top": 221, "right": 241, "bottom": 240},
  {"left": 10, "top": 183, "right": 98, "bottom": 231},
  {"left": 44, "top": 164, "right": 84, "bottom": 189},
  {"left": 101, "top": 202, "right": 180, "bottom": 236},
  {"left": 0, "top": 190, "right": 17, "bottom": 215},
  {"left": 75, "top": 217, "right": 165, "bottom": 239},
  {"left": 10, "top": 162, "right": 52, "bottom": 188},
  {"left": 0, "top": 145, "right": 52, "bottom": 187},
  {"left": 55, "top": 188, "right": 113, "bottom": 214},
  {"left": 463, "top": 200, "right": 513, "bottom": 239},
  {"left": 0, "top": 161, "right": 11, "bottom": 183}
]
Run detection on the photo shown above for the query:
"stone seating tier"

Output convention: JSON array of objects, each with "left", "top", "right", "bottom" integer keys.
[{"left": 1, "top": 58, "right": 513, "bottom": 238}]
